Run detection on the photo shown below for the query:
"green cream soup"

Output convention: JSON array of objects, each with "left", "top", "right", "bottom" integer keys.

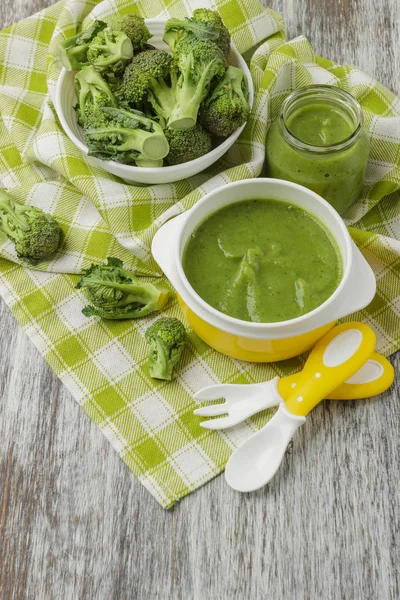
[{"left": 182, "top": 199, "right": 342, "bottom": 323}]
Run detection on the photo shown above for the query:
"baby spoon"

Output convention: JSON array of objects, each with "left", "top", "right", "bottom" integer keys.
[
  {"left": 224, "top": 322, "right": 377, "bottom": 492},
  {"left": 193, "top": 351, "right": 394, "bottom": 430}
]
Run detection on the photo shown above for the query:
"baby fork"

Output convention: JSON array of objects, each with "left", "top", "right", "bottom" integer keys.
[
  {"left": 194, "top": 342, "right": 393, "bottom": 431},
  {"left": 224, "top": 321, "right": 380, "bottom": 492}
]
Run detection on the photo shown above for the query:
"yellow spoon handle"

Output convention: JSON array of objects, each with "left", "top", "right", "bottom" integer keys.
[
  {"left": 284, "top": 322, "right": 376, "bottom": 417},
  {"left": 278, "top": 352, "right": 394, "bottom": 401}
]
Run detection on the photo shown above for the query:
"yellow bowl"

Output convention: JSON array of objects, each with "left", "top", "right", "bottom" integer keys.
[
  {"left": 178, "top": 296, "right": 335, "bottom": 362},
  {"left": 152, "top": 179, "right": 376, "bottom": 362}
]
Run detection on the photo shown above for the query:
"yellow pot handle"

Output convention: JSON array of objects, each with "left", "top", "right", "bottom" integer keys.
[
  {"left": 284, "top": 322, "right": 376, "bottom": 417},
  {"left": 279, "top": 351, "right": 394, "bottom": 400}
]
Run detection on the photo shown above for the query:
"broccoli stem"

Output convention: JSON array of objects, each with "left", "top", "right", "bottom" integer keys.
[
  {"left": 148, "top": 75, "right": 177, "bottom": 121},
  {"left": 138, "top": 132, "right": 169, "bottom": 160},
  {"left": 232, "top": 75, "right": 248, "bottom": 106},
  {"left": 135, "top": 157, "right": 163, "bottom": 167},
  {"left": 149, "top": 338, "right": 173, "bottom": 380},
  {"left": 0, "top": 193, "right": 30, "bottom": 241},
  {"left": 168, "top": 56, "right": 213, "bottom": 130},
  {"left": 87, "top": 126, "right": 169, "bottom": 160},
  {"left": 89, "top": 31, "right": 133, "bottom": 66},
  {"left": 145, "top": 317, "right": 186, "bottom": 380},
  {"left": 57, "top": 21, "right": 107, "bottom": 71},
  {"left": 168, "top": 90, "right": 199, "bottom": 130},
  {"left": 74, "top": 66, "right": 117, "bottom": 119},
  {"left": 59, "top": 43, "right": 89, "bottom": 70},
  {"left": 79, "top": 276, "right": 169, "bottom": 319},
  {"left": 81, "top": 278, "right": 164, "bottom": 307}
]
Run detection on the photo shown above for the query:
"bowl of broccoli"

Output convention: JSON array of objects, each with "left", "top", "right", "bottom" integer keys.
[{"left": 54, "top": 12, "right": 254, "bottom": 184}]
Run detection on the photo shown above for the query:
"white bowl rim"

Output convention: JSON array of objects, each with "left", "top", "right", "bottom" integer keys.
[
  {"left": 173, "top": 178, "right": 353, "bottom": 330},
  {"left": 54, "top": 18, "right": 254, "bottom": 176}
]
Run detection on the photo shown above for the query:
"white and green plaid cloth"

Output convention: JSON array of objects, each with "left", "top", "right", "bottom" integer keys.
[{"left": 0, "top": 0, "right": 399, "bottom": 508}]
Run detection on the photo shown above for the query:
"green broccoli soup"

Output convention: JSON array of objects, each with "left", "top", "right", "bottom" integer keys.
[{"left": 182, "top": 199, "right": 342, "bottom": 323}]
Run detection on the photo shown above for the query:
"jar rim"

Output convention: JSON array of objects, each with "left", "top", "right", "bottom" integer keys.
[{"left": 278, "top": 85, "right": 364, "bottom": 154}]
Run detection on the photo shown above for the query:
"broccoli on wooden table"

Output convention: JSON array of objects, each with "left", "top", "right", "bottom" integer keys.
[
  {"left": 0, "top": 189, "right": 62, "bottom": 263},
  {"left": 145, "top": 317, "right": 186, "bottom": 380},
  {"left": 76, "top": 257, "right": 169, "bottom": 319}
]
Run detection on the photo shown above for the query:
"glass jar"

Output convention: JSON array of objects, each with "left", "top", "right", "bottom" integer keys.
[{"left": 266, "top": 85, "right": 370, "bottom": 214}]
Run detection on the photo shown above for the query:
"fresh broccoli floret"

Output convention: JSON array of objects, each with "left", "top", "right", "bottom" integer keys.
[
  {"left": 110, "top": 13, "right": 151, "bottom": 52},
  {"left": 76, "top": 257, "right": 169, "bottom": 319},
  {"left": 86, "top": 27, "right": 133, "bottom": 74},
  {"left": 168, "top": 38, "right": 227, "bottom": 130},
  {"left": 163, "top": 16, "right": 219, "bottom": 51},
  {"left": 163, "top": 10, "right": 230, "bottom": 57},
  {"left": 58, "top": 20, "right": 107, "bottom": 71},
  {"left": 192, "top": 9, "right": 231, "bottom": 58},
  {"left": 84, "top": 107, "right": 170, "bottom": 164},
  {"left": 0, "top": 189, "right": 62, "bottom": 263},
  {"left": 165, "top": 124, "right": 212, "bottom": 164},
  {"left": 74, "top": 66, "right": 117, "bottom": 127},
  {"left": 200, "top": 66, "right": 250, "bottom": 137},
  {"left": 145, "top": 317, "right": 186, "bottom": 380},
  {"left": 121, "top": 49, "right": 177, "bottom": 121}
]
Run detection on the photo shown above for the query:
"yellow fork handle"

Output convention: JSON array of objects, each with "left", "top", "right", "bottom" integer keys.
[
  {"left": 279, "top": 352, "right": 394, "bottom": 401},
  {"left": 284, "top": 322, "right": 376, "bottom": 417}
]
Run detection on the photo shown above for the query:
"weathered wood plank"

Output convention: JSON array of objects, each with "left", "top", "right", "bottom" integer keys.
[{"left": 0, "top": 1, "right": 399, "bottom": 599}]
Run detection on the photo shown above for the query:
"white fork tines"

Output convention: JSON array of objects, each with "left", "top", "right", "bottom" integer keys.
[{"left": 193, "top": 378, "right": 282, "bottom": 430}]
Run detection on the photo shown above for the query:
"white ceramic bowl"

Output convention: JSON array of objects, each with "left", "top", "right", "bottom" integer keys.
[{"left": 54, "top": 19, "right": 254, "bottom": 185}]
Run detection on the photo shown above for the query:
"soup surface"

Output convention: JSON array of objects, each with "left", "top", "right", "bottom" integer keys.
[{"left": 182, "top": 199, "right": 342, "bottom": 323}]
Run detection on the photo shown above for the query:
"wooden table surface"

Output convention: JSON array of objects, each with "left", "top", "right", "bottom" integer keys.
[{"left": 0, "top": 1, "right": 399, "bottom": 599}]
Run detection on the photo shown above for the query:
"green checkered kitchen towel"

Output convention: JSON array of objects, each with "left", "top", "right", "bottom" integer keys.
[{"left": 0, "top": 0, "right": 399, "bottom": 508}]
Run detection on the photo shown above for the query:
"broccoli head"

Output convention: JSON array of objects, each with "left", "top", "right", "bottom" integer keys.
[
  {"left": 0, "top": 190, "right": 62, "bottom": 263},
  {"left": 168, "top": 38, "right": 227, "bottom": 130},
  {"left": 163, "top": 10, "right": 230, "bottom": 57},
  {"left": 145, "top": 317, "right": 186, "bottom": 380},
  {"left": 110, "top": 13, "right": 151, "bottom": 52},
  {"left": 77, "top": 257, "right": 169, "bottom": 319},
  {"left": 163, "top": 16, "right": 219, "bottom": 52},
  {"left": 192, "top": 9, "right": 231, "bottom": 58},
  {"left": 74, "top": 66, "right": 117, "bottom": 127},
  {"left": 165, "top": 124, "right": 212, "bottom": 165},
  {"left": 200, "top": 66, "right": 250, "bottom": 137},
  {"left": 86, "top": 27, "right": 133, "bottom": 74},
  {"left": 84, "top": 107, "right": 170, "bottom": 165},
  {"left": 58, "top": 20, "right": 107, "bottom": 71},
  {"left": 121, "top": 49, "right": 177, "bottom": 121}
]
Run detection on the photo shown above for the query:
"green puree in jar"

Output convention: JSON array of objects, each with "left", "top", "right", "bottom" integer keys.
[
  {"left": 286, "top": 104, "right": 354, "bottom": 146},
  {"left": 266, "top": 87, "right": 370, "bottom": 214},
  {"left": 183, "top": 199, "right": 342, "bottom": 323}
]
